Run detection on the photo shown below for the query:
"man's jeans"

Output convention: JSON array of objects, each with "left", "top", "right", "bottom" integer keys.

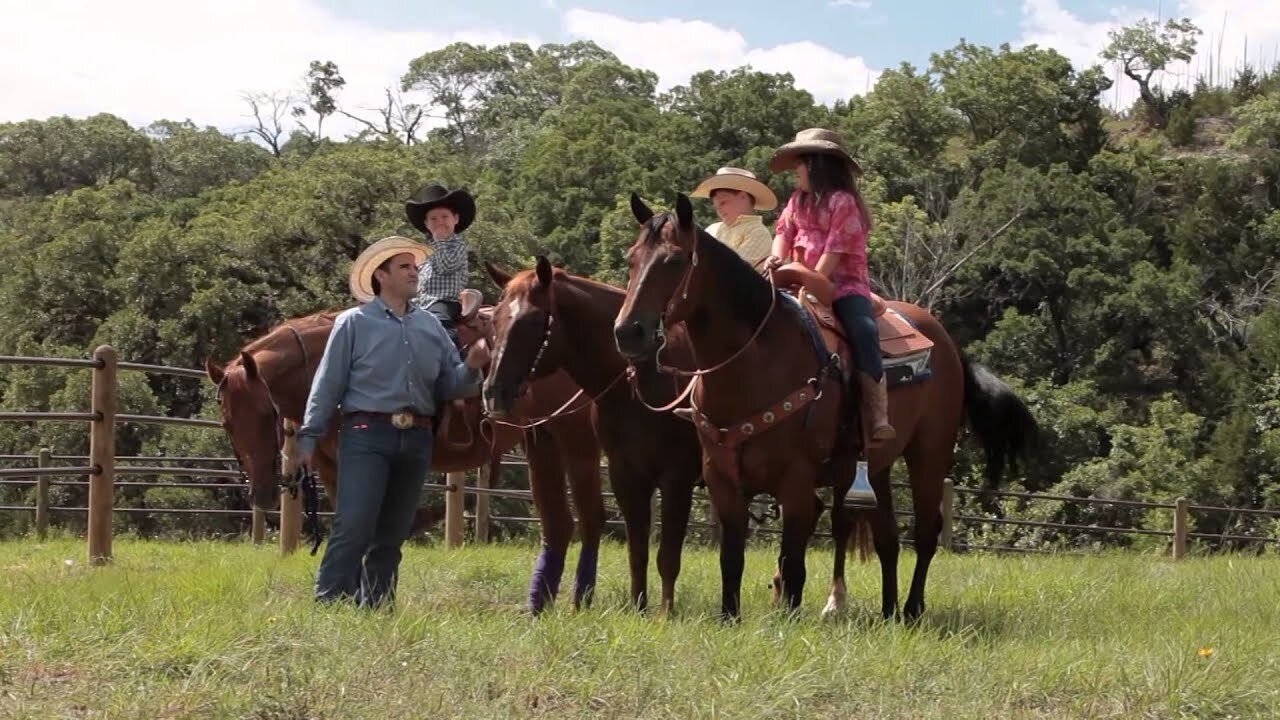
[{"left": 314, "top": 415, "right": 434, "bottom": 608}]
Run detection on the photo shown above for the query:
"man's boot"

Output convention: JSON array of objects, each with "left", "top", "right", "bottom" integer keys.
[{"left": 858, "top": 372, "right": 895, "bottom": 447}]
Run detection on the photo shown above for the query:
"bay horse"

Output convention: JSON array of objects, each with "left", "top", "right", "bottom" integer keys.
[
  {"left": 204, "top": 305, "right": 607, "bottom": 614},
  {"left": 614, "top": 193, "right": 1036, "bottom": 621},
  {"left": 481, "top": 256, "right": 703, "bottom": 614}
]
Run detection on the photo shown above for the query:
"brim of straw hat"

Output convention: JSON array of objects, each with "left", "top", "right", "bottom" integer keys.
[
  {"left": 690, "top": 174, "right": 778, "bottom": 211},
  {"left": 768, "top": 140, "right": 864, "bottom": 176},
  {"left": 349, "top": 236, "right": 433, "bottom": 303}
]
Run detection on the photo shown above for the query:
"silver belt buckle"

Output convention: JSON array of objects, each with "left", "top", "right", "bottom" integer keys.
[{"left": 391, "top": 411, "right": 414, "bottom": 429}]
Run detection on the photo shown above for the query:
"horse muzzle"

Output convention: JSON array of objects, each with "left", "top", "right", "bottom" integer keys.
[{"left": 614, "top": 316, "right": 662, "bottom": 360}]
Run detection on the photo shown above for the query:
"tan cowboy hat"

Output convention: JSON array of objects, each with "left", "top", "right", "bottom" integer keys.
[
  {"left": 690, "top": 167, "right": 778, "bottom": 211},
  {"left": 349, "top": 235, "right": 433, "bottom": 303},
  {"left": 769, "top": 128, "right": 864, "bottom": 176}
]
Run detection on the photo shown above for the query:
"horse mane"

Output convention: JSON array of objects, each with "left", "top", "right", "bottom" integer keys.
[
  {"left": 238, "top": 309, "right": 342, "bottom": 356},
  {"left": 641, "top": 212, "right": 774, "bottom": 327}
]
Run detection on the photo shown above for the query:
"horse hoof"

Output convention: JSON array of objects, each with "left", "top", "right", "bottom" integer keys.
[{"left": 821, "top": 598, "right": 843, "bottom": 620}]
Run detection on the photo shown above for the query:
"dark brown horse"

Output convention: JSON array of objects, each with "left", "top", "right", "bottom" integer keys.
[
  {"left": 204, "top": 307, "right": 607, "bottom": 613},
  {"left": 482, "top": 257, "right": 704, "bottom": 614},
  {"left": 614, "top": 193, "right": 1036, "bottom": 621}
]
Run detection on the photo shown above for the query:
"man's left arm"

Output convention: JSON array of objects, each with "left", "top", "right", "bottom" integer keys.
[{"left": 433, "top": 333, "right": 483, "bottom": 402}]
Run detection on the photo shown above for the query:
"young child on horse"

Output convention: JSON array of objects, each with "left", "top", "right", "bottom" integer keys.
[
  {"left": 765, "top": 128, "right": 895, "bottom": 451},
  {"left": 689, "top": 166, "right": 777, "bottom": 269},
  {"left": 407, "top": 182, "right": 475, "bottom": 349}
]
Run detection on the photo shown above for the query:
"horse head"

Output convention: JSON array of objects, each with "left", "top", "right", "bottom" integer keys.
[
  {"left": 614, "top": 192, "right": 703, "bottom": 359},
  {"left": 204, "top": 352, "right": 283, "bottom": 511},
  {"left": 482, "top": 256, "right": 561, "bottom": 417}
]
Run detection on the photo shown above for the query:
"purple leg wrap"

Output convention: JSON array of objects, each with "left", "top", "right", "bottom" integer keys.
[
  {"left": 528, "top": 544, "right": 565, "bottom": 614},
  {"left": 573, "top": 544, "right": 599, "bottom": 607}
]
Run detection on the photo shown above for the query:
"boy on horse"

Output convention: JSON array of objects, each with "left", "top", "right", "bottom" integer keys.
[
  {"left": 297, "top": 235, "right": 489, "bottom": 609},
  {"left": 407, "top": 182, "right": 475, "bottom": 349},
  {"left": 765, "top": 128, "right": 895, "bottom": 449},
  {"left": 689, "top": 166, "right": 777, "bottom": 269}
]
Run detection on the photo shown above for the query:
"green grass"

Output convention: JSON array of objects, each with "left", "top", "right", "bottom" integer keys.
[{"left": 1, "top": 538, "right": 1278, "bottom": 719}]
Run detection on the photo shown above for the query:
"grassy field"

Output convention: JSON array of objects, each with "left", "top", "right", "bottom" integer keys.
[{"left": 1, "top": 538, "right": 1277, "bottom": 719}]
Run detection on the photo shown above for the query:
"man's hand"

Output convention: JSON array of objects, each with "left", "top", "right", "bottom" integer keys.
[
  {"left": 465, "top": 339, "right": 490, "bottom": 370},
  {"left": 297, "top": 449, "right": 314, "bottom": 475}
]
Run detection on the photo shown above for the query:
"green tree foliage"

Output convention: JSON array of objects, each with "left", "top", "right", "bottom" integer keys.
[{"left": 2, "top": 35, "right": 1279, "bottom": 546}]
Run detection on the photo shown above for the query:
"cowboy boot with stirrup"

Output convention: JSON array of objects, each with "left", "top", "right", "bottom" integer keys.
[{"left": 858, "top": 372, "right": 895, "bottom": 446}]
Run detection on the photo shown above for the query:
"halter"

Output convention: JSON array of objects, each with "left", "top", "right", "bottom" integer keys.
[
  {"left": 217, "top": 322, "right": 313, "bottom": 490},
  {"left": 626, "top": 227, "right": 781, "bottom": 414}
]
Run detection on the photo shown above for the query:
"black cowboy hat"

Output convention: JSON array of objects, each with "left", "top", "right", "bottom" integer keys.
[{"left": 405, "top": 183, "right": 476, "bottom": 235}]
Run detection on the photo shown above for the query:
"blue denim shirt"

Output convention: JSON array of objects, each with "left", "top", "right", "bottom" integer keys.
[{"left": 297, "top": 297, "right": 481, "bottom": 454}]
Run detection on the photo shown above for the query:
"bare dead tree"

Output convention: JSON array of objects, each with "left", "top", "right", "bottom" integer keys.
[
  {"left": 337, "top": 88, "right": 439, "bottom": 145},
  {"left": 873, "top": 184, "right": 1025, "bottom": 310},
  {"left": 1203, "top": 268, "right": 1280, "bottom": 347},
  {"left": 239, "top": 91, "right": 300, "bottom": 157}
]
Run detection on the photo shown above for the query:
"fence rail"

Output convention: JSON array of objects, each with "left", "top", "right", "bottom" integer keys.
[{"left": 1, "top": 348, "right": 1279, "bottom": 562}]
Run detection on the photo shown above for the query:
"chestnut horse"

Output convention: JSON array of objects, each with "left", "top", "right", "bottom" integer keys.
[
  {"left": 482, "top": 256, "right": 704, "bottom": 614},
  {"left": 204, "top": 308, "right": 606, "bottom": 613},
  {"left": 614, "top": 194, "right": 1036, "bottom": 621}
]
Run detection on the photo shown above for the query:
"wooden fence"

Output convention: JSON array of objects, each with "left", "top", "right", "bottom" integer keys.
[{"left": 2, "top": 347, "right": 1280, "bottom": 562}]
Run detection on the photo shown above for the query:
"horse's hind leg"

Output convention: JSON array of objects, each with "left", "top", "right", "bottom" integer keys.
[
  {"left": 902, "top": 447, "right": 951, "bottom": 622},
  {"left": 524, "top": 427, "right": 572, "bottom": 615}
]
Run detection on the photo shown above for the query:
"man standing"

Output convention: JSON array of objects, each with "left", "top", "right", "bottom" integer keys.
[{"left": 297, "top": 235, "right": 489, "bottom": 608}]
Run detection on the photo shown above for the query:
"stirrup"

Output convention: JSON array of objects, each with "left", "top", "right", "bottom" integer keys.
[{"left": 843, "top": 460, "right": 876, "bottom": 507}]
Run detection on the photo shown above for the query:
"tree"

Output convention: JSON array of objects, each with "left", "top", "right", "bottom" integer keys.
[
  {"left": 295, "top": 60, "right": 346, "bottom": 139},
  {"left": 1100, "top": 18, "right": 1202, "bottom": 129},
  {"left": 239, "top": 91, "right": 299, "bottom": 157}
]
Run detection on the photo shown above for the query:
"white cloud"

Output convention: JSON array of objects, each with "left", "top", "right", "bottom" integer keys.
[
  {"left": 1017, "top": 0, "right": 1280, "bottom": 108},
  {"left": 562, "top": 8, "right": 880, "bottom": 103},
  {"left": 0, "top": 0, "right": 533, "bottom": 138},
  {"left": 829, "top": 0, "right": 873, "bottom": 8}
]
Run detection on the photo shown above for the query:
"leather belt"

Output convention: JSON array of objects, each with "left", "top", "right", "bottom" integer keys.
[{"left": 345, "top": 410, "right": 434, "bottom": 429}]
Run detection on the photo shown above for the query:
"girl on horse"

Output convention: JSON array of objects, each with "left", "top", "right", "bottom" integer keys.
[{"left": 765, "top": 128, "right": 894, "bottom": 449}]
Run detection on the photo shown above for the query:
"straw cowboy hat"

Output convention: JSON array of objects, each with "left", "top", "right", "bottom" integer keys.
[
  {"left": 405, "top": 183, "right": 477, "bottom": 235},
  {"left": 769, "top": 128, "right": 864, "bottom": 176},
  {"left": 690, "top": 167, "right": 778, "bottom": 211},
  {"left": 349, "top": 235, "right": 433, "bottom": 303}
]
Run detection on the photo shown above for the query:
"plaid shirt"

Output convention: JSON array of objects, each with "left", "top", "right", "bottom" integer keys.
[{"left": 416, "top": 233, "right": 469, "bottom": 307}]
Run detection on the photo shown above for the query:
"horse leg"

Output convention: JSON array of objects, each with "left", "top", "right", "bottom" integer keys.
[
  {"left": 824, "top": 487, "right": 850, "bottom": 619},
  {"left": 609, "top": 464, "right": 652, "bottom": 611},
  {"left": 655, "top": 469, "right": 695, "bottom": 616},
  {"left": 559, "top": 434, "right": 604, "bottom": 611},
  {"left": 902, "top": 447, "right": 951, "bottom": 623},
  {"left": 524, "top": 427, "right": 572, "bottom": 615},
  {"left": 704, "top": 468, "right": 747, "bottom": 622},
  {"left": 867, "top": 465, "right": 901, "bottom": 620},
  {"left": 777, "top": 478, "right": 819, "bottom": 614}
]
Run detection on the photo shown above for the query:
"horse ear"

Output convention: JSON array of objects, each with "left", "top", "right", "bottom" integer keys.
[
  {"left": 630, "top": 192, "right": 654, "bottom": 225},
  {"left": 534, "top": 255, "right": 554, "bottom": 288},
  {"left": 240, "top": 351, "right": 258, "bottom": 380},
  {"left": 204, "top": 358, "right": 225, "bottom": 385},
  {"left": 675, "top": 193, "right": 694, "bottom": 229},
  {"left": 484, "top": 260, "right": 513, "bottom": 288}
]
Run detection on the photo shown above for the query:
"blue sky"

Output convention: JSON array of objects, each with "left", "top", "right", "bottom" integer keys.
[{"left": 2, "top": 0, "right": 1274, "bottom": 137}]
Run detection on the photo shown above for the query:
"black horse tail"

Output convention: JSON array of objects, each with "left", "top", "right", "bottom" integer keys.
[{"left": 961, "top": 355, "right": 1039, "bottom": 498}]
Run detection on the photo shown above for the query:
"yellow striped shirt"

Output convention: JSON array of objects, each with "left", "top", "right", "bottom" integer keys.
[{"left": 705, "top": 214, "right": 773, "bottom": 269}]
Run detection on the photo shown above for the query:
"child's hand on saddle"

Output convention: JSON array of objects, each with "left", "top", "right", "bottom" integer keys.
[
  {"left": 762, "top": 255, "right": 785, "bottom": 272},
  {"left": 465, "top": 339, "right": 490, "bottom": 370}
]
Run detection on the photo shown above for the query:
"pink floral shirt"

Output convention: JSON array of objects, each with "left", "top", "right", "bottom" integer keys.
[{"left": 774, "top": 190, "right": 870, "bottom": 299}]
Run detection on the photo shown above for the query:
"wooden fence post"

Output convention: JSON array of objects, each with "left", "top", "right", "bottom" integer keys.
[
  {"left": 35, "top": 447, "right": 51, "bottom": 540},
  {"left": 474, "top": 463, "right": 491, "bottom": 544},
  {"left": 1173, "top": 496, "right": 1188, "bottom": 560},
  {"left": 88, "top": 345, "right": 117, "bottom": 566},
  {"left": 279, "top": 420, "right": 301, "bottom": 555},
  {"left": 940, "top": 478, "right": 955, "bottom": 551},
  {"left": 445, "top": 471, "right": 466, "bottom": 548}
]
